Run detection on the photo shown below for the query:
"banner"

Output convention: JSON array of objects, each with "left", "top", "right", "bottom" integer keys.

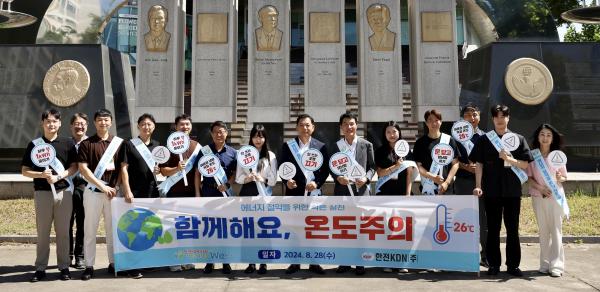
[{"left": 112, "top": 196, "right": 479, "bottom": 272}]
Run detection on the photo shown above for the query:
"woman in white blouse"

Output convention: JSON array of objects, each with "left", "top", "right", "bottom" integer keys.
[{"left": 235, "top": 124, "right": 277, "bottom": 274}]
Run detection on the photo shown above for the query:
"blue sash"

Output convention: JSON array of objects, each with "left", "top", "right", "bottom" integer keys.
[
  {"left": 287, "top": 139, "right": 320, "bottom": 196},
  {"left": 131, "top": 138, "right": 156, "bottom": 173},
  {"left": 158, "top": 143, "right": 201, "bottom": 196},
  {"left": 86, "top": 136, "right": 123, "bottom": 190},
  {"left": 201, "top": 145, "right": 233, "bottom": 197},
  {"left": 485, "top": 131, "right": 528, "bottom": 184},
  {"left": 33, "top": 137, "right": 73, "bottom": 193},
  {"left": 531, "top": 149, "right": 570, "bottom": 218},
  {"left": 375, "top": 160, "right": 418, "bottom": 194}
]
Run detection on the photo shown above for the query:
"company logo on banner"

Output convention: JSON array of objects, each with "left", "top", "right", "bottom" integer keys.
[{"left": 111, "top": 197, "right": 479, "bottom": 272}]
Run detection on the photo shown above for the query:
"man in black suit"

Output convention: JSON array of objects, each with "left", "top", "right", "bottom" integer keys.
[{"left": 280, "top": 114, "right": 329, "bottom": 275}]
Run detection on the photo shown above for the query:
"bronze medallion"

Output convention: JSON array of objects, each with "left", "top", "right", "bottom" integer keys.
[
  {"left": 505, "top": 58, "right": 553, "bottom": 105},
  {"left": 43, "top": 60, "right": 90, "bottom": 107}
]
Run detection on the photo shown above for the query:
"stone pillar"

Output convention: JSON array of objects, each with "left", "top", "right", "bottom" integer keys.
[
  {"left": 136, "top": 0, "right": 185, "bottom": 123},
  {"left": 247, "top": 0, "right": 290, "bottom": 122},
  {"left": 358, "top": 0, "right": 403, "bottom": 122},
  {"left": 191, "top": 0, "right": 237, "bottom": 122},
  {"left": 409, "top": 0, "right": 460, "bottom": 121},
  {"left": 304, "top": 0, "right": 345, "bottom": 122}
]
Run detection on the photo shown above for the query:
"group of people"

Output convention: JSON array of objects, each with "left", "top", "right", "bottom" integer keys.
[{"left": 21, "top": 104, "right": 568, "bottom": 282}]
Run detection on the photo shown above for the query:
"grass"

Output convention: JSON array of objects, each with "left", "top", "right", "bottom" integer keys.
[{"left": 0, "top": 195, "right": 599, "bottom": 236}]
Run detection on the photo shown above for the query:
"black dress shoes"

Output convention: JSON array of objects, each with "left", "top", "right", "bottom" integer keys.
[
  {"left": 487, "top": 266, "right": 499, "bottom": 276},
  {"left": 30, "top": 270, "right": 46, "bottom": 282},
  {"left": 355, "top": 266, "right": 366, "bottom": 276},
  {"left": 285, "top": 264, "right": 300, "bottom": 274},
  {"left": 257, "top": 264, "right": 267, "bottom": 275},
  {"left": 309, "top": 265, "right": 325, "bottom": 275},
  {"left": 507, "top": 267, "right": 523, "bottom": 277},
  {"left": 81, "top": 267, "right": 94, "bottom": 281},
  {"left": 59, "top": 268, "right": 71, "bottom": 281}
]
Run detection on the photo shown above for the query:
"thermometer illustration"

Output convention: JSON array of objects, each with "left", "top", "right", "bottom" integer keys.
[{"left": 433, "top": 204, "right": 451, "bottom": 244}]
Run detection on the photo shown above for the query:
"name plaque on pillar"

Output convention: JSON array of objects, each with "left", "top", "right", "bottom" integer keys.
[
  {"left": 409, "top": 0, "right": 459, "bottom": 121},
  {"left": 304, "top": 0, "right": 345, "bottom": 122},
  {"left": 358, "top": 0, "right": 403, "bottom": 122},
  {"left": 247, "top": 0, "right": 290, "bottom": 123},
  {"left": 136, "top": 0, "right": 185, "bottom": 123},
  {"left": 192, "top": 0, "right": 237, "bottom": 122}
]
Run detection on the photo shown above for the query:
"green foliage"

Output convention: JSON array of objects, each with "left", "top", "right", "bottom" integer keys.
[
  {"left": 543, "top": 0, "right": 580, "bottom": 26},
  {"left": 564, "top": 24, "right": 600, "bottom": 42}
]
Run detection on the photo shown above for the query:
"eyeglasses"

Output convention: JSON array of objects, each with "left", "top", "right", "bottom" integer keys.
[{"left": 72, "top": 122, "right": 87, "bottom": 127}]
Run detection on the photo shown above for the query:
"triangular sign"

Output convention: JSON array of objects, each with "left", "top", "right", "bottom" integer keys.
[
  {"left": 155, "top": 148, "right": 166, "bottom": 159},
  {"left": 396, "top": 143, "right": 406, "bottom": 152},
  {"left": 505, "top": 136, "right": 516, "bottom": 148},
  {"left": 551, "top": 153, "right": 564, "bottom": 164},
  {"left": 283, "top": 165, "right": 293, "bottom": 176}
]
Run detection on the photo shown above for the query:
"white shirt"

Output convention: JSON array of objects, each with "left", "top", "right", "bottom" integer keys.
[
  {"left": 235, "top": 150, "right": 278, "bottom": 187},
  {"left": 339, "top": 136, "right": 358, "bottom": 158}
]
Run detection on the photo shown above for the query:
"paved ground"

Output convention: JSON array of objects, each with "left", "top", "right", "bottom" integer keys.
[{"left": 0, "top": 243, "right": 598, "bottom": 291}]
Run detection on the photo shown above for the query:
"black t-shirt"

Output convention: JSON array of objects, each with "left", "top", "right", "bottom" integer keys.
[
  {"left": 413, "top": 134, "right": 461, "bottom": 184},
  {"left": 21, "top": 136, "right": 76, "bottom": 191},
  {"left": 374, "top": 144, "right": 412, "bottom": 196},
  {"left": 456, "top": 132, "right": 484, "bottom": 178},
  {"left": 118, "top": 138, "right": 160, "bottom": 198},
  {"left": 468, "top": 130, "right": 533, "bottom": 197}
]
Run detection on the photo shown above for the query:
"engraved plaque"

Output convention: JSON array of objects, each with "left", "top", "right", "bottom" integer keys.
[
  {"left": 505, "top": 58, "right": 554, "bottom": 105},
  {"left": 366, "top": 3, "right": 396, "bottom": 51},
  {"left": 43, "top": 60, "right": 90, "bottom": 107},
  {"left": 421, "top": 11, "right": 453, "bottom": 42},
  {"left": 309, "top": 12, "right": 340, "bottom": 43},
  {"left": 197, "top": 13, "right": 228, "bottom": 44}
]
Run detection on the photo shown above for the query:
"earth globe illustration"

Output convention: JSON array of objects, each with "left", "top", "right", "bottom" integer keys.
[{"left": 117, "top": 208, "right": 163, "bottom": 251}]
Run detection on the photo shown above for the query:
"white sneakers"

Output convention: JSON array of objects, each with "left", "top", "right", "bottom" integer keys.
[{"left": 550, "top": 270, "right": 562, "bottom": 277}]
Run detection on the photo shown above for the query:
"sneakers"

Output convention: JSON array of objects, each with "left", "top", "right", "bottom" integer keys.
[
  {"left": 81, "top": 267, "right": 94, "bottom": 281},
  {"left": 399, "top": 268, "right": 409, "bottom": 273},
  {"left": 257, "top": 264, "right": 267, "bottom": 275},
  {"left": 127, "top": 269, "right": 143, "bottom": 279},
  {"left": 30, "top": 270, "right": 46, "bottom": 282},
  {"left": 507, "top": 267, "right": 523, "bottom": 277},
  {"left": 550, "top": 270, "right": 562, "bottom": 277},
  {"left": 73, "top": 258, "right": 85, "bottom": 270},
  {"left": 59, "top": 268, "right": 71, "bottom": 281},
  {"left": 169, "top": 265, "right": 183, "bottom": 272},
  {"left": 383, "top": 267, "right": 394, "bottom": 273},
  {"left": 182, "top": 264, "right": 195, "bottom": 271}
]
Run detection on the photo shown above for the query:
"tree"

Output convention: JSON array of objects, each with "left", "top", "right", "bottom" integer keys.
[
  {"left": 543, "top": 0, "right": 580, "bottom": 26},
  {"left": 563, "top": 23, "right": 600, "bottom": 41}
]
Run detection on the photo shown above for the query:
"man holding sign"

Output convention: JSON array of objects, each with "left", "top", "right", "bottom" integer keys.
[
  {"left": 196, "top": 121, "right": 237, "bottom": 274},
  {"left": 470, "top": 104, "right": 532, "bottom": 277},
  {"left": 280, "top": 114, "right": 329, "bottom": 275},
  {"left": 77, "top": 109, "right": 124, "bottom": 280},
  {"left": 331, "top": 112, "right": 375, "bottom": 275},
  {"left": 22, "top": 109, "right": 78, "bottom": 282}
]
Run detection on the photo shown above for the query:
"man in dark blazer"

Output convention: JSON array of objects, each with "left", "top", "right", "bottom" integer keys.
[
  {"left": 280, "top": 113, "right": 329, "bottom": 274},
  {"left": 331, "top": 112, "right": 375, "bottom": 275}
]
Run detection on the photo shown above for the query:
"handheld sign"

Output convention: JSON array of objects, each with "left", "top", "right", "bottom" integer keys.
[
  {"left": 329, "top": 152, "right": 354, "bottom": 196},
  {"left": 151, "top": 146, "right": 171, "bottom": 164},
  {"left": 328, "top": 152, "right": 352, "bottom": 176},
  {"left": 31, "top": 143, "right": 58, "bottom": 199},
  {"left": 451, "top": 120, "right": 474, "bottom": 143},
  {"left": 501, "top": 133, "right": 520, "bottom": 152},
  {"left": 236, "top": 145, "right": 259, "bottom": 169},
  {"left": 549, "top": 150, "right": 567, "bottom": 168},
  {"left": 236, "top": 145, "right": 266, "bottom": 196},
  {"left": 198, "top": 154, "right": 227, "bottom": 197},
  {"left": 348, "top": 164, "right": 367, "bottom": 181},
  {"left": 301, "top": 148, "right": 323, "bottom": 172},
  {"left": 278, "top": 162, "right": 296, "bottom": 180},
  {"left": 394, "top": 140, "right": 410, "bottom": 158},
  {"left": 166, "top": 132, "right": 190, "bottom": 186},
  {"left": 431, "top": 143, "right": 454, "bottom": 166}
]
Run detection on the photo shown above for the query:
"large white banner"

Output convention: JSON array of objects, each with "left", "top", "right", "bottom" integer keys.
[{"left": 112, "top": 196, "right": 479, "bottom": 272}]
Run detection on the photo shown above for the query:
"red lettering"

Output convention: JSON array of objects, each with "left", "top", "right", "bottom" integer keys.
[{"left": 305, "top": 216, "right": 329, "bottom": 239}]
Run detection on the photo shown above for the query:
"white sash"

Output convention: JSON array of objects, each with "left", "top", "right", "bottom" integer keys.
[
  {"left": 375, "top": 160, "right": 418, "bottom": 194},
  {"left": 531, "top": 149, "right": 570, "bottom": 218},
  {"left": 86, "top": 136, "right": 123, "bottom": 190},
  {"left": 158, "top": 143, "right": 201, "bottom": 196},
  {"left": 287, "top": 139, "right": 320, "bottom": 196},
  {"left": 337, "top": 138, "right": 372, "bottom": 196},
  {"left": 421, "top": 134, "right": 451, "bottom": 195},
  {"left": 33, "top": 137, "right": 73, "bottom": 193},
  {"left": 251, "top": 158, "right": 269, "bottom": 196},
  {"left": 485, "top": 131, "right": 528, "bottom": 184},
  {"left": 201, "top": 145, "right": 233, "bottom": 197},
  {"left": 131, "top": 138, "right": 156, "bottom": 173}
]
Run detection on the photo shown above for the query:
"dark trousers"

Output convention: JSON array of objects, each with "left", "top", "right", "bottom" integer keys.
[
  {"left": 484, "top": 196, "right": 521, "bottom": 269},
  {"left": 454, "top": 176, "right": 487, "bottom": 261},
  {"left": 69, "top": 187, "right": 85, "bottom": 260}
]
